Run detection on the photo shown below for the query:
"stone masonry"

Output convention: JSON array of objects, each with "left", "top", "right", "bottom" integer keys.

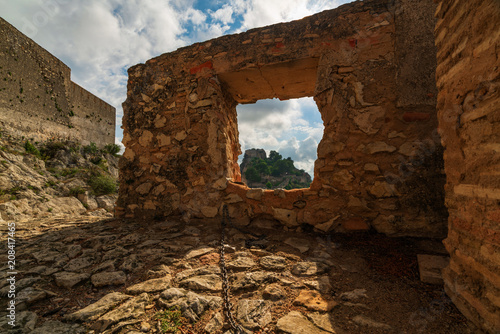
[
  {"left": 118, "top": 0, "right": 446, "bottom": 238},
  {"left": 435, "top": 0, "right": 500, "bottom": 332},
  {"left": 0, "top": 18, "right": 115, "bottom": 146}
]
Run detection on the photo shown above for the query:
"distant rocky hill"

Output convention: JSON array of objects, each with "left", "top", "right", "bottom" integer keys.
[
  {"left": 0, "top": 124, "right": 120, "bottom": 222},
  {"left": 240, "top": 148, "right": 311, "bottom": 189}
]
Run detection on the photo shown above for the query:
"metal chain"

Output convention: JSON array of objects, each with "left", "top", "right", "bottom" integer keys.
[{"left": 220, "top": 204, "right": 245, "bottom": 334}]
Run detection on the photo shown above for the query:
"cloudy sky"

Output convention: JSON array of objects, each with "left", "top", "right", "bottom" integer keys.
[{"left": 1, "top": 0, "right": 351, "bottom": 176}]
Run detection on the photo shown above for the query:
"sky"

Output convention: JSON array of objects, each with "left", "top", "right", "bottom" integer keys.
[{"left": 0, "top": 0, "right": 352, "bottom": 176}]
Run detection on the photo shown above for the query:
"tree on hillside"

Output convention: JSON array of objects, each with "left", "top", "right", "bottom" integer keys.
[
  {"left": 254, "top": 159, "right": 270, "bottom": 175},
  {"left": 271, "top": 159, "right": 294, "bottom": 176},
  {"left": 268, "top": 150, "right": 282, "bottom": 163},
  {"left": 245, "top": 166, "right": 261, "bottom": 183}
]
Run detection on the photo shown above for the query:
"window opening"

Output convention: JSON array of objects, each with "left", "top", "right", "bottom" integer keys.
[{"left": 236, "top": 97, "right": 323, "bottom": 190}]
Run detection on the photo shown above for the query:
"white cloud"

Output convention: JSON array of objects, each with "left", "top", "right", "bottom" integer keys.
[
  {"left": 115, "top": 136, "right": 125, "bottom": 154},
  {"left": 237, "top": 0, "right": 343, "bottom": 31},
  {"left": 211, "top": 5, "right": 235, "bottom": 25}
]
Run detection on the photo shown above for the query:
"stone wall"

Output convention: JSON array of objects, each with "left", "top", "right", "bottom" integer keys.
[
  {"left": 436, "top": 0, "right": 500, "bottom": 332},
  {"left": 0, "top": 18, "right": 115, "bottom": 146},
  {"left": 117, "top": 0, "right": 445, "bottom": 237}
]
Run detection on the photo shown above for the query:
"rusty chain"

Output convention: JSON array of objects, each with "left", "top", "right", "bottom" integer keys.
[{"left": 220, "top": 204, "right": 245, "bottom": 334}]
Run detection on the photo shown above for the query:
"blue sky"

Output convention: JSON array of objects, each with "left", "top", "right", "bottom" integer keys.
[{"left": 0, "top": 0, "right": 351, "bottom": 175}]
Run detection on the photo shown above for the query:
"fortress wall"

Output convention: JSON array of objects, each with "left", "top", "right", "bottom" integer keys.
[
  {"left": 435, "top": 0, "right": 500, "bottom": 332},
  {"left": 0, "top": 18, "right": 115, "bottom": 146}
]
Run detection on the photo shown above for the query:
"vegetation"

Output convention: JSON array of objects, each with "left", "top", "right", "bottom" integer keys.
[
  {"left": 243, "top": 150, "right": 311, "bottom": 189},
  {"left": 155, "top": 307, "right": 184, "bottom": 333},
  {"left": 69, "top": 186, "right": 86, "bottom": 197},
  {"left": 24, "top": 140, "right": 40, "bottom": 157},
  {"left": 83, "top": 142, "right": 98, "bottom": 155},
  {"left": 104, "top": 143, "right": 121, "bottom": 156},
  {"left": 88, "top": 175, "right": 117, "bottom": 196}
]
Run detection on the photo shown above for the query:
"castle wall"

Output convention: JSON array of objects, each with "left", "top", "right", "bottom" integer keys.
[
  {"left": 117, "top": 0, "right": 446, "bottom": 238},
  {"left": 0, "top": 18, "right": 115, "bottom": 146},
  {"left": 435, "top": 0, "right": 500, "bottom": 332}
]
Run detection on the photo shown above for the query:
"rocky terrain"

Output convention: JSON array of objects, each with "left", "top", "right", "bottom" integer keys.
[
  {"left": 0, "top": 126, "right": 478, "bottom": 334},
  {"left": 0, "top": 126, "right": 119, "bottom": 222},
  {"left": 0, "top": 214, "right": 478, "bottom": 334}
]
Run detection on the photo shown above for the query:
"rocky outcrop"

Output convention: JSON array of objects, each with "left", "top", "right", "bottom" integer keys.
[
  {"left": 240, "top": 149, "right": 312, "bottom": 189},
  {"left": 0, "top": 128, "right": 119, "bottom": 221}
]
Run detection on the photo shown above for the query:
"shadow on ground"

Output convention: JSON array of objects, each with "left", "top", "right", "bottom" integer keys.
[{"left": 0, "top": 215, "right": 475, "bottom": 333}]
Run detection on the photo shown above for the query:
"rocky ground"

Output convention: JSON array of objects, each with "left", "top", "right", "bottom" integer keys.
[
  {"left": 0, "top": 215, "right": 480, "bottom": 334},
  {"left": 0, "top": 128, "right": 119, "bottom": 222}
]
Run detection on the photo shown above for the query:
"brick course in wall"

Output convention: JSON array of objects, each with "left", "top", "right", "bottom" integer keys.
[
  {"left": 435, "top": 0, "right": 500, "bottom": 332},
  {"left": 117, "top": 0, "right": 447, "bottom": 238},
  {"left": 0, "top": 18, "right": 115, "bottom": 146}
]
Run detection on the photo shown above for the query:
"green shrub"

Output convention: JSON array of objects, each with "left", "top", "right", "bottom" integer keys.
[
  {"left": 104, "top": 144, "right": 121, "bottom": 156},
  {"left": 60, "top": 167, "right": 80, "bottom": 177},
  {"left": 90, "top": 156, "right": 102, "bottom": 165},
  {"left": 45, "top": 180, "right": 56, "bottom": 187},
  {"left": 24, "top": 140, "right": 40, "bottom": 157},
  {"left": 69, "top": 186, "right": 86, "bottom": 197},
  {"left": 83, "top": 142, "right": 98, "bottom": 155},
  {"left": 89, "top": 175, "right": 117, "bottom": 196},
  {"left": 245, "top": 167, "right": 261, "bottom": 183}
]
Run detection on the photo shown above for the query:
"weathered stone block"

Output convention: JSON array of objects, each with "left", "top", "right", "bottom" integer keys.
[{"left": 417, "top": 254, "right": 449, "bottom": 285}]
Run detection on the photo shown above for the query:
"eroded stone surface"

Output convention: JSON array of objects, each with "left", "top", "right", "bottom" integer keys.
[
  {"left": 276, "top": 311, "right": 332, "bottom": 334},
  {"left": 98, "top": 293, "right": 149, "bottom": 324},
  {"left": 293, "top": 290, "right": 337, "bottom": 312},
  {"left": 126, "top": 276, "right": 172, "bottom": 294},
  {"left": 53, "top": 272, "right": 89, "bottom": 289},
  {"left": 292, "top": 262, "right": 329, "bottom": 277},
  {"left": 91, "top": 271, "right": 127, "bottom": 287},
  {"left": 236, "top": 299, "right": 272, "bottom": 330},
  {"left": 64, "top": 292, "right": 131, "bottom": 322}
]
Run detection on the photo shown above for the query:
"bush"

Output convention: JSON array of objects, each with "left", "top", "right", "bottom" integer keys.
[
  {"left": 83, "top": 142, "right": 98, "bottom": 155},
  {"left": 40, "top": 141, "right": 67, "bottom": 159},
  {"left": 24, "top": 140, "right": 40, "bottom": 157},
  {"left": 245, "top": 167, "right": 261, "bottom": 183},
  {"left": 89, "top": 175, "right": 117, "bottom": 196},
  {"left": 69, "top": 186, "right": 86, "bottom": 197},
  {"left": 104, "top": 144, "right": 121, "bottom": 156}
]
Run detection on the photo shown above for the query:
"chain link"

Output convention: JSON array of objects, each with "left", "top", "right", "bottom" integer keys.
[{"left": 220, "top": 204, "right": 245, "bottom": 334}]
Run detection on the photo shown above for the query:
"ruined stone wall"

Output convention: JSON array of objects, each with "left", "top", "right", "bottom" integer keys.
[
  {"left": 117, "top": 0, "right": 445, "bottom": 237},
  {"left": 0, "top": 18, "right": 115, "bottom": 146},
  {"left": 436, "top": 0, "right": 500, "bottom": 332}
]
